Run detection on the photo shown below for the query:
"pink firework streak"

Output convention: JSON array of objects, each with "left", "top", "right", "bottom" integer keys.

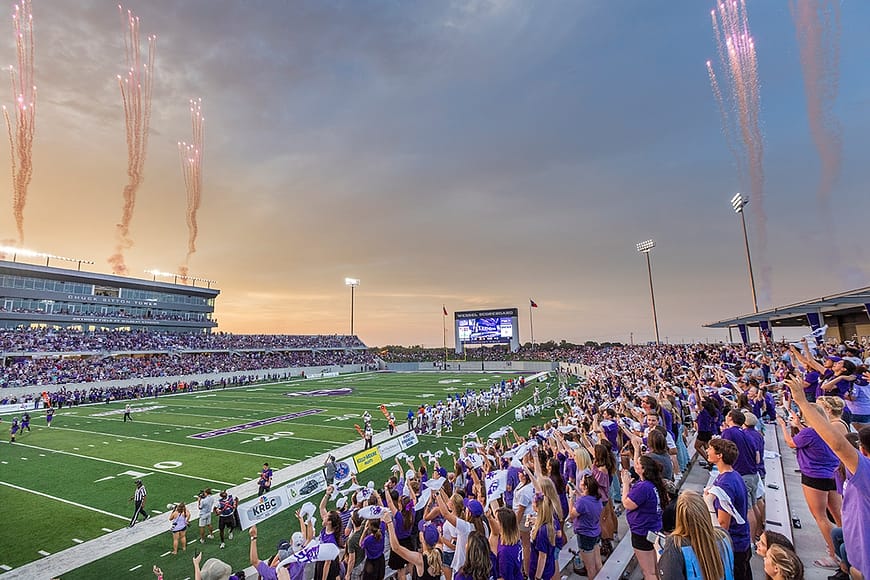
[
  {"left": 178, "top": 98, "right": 204, "bottom": 279},
  {"left": 108, "top": 5, "right": 156, "bottom": 275},
  {"left": 2, "top": 0, "right": 35, "bottom": 245},
  {"left": 708, "top": 0, "right": 770, "bottom": 302}
]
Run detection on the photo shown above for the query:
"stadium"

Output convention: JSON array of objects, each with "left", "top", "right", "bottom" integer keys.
[{"left": 0, "top": 258, "right": 866, "bottom": 580}]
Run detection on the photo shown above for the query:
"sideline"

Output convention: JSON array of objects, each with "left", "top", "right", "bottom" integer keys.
[{"left": 0, "top": 481, "right": 129, "bottom": 521}]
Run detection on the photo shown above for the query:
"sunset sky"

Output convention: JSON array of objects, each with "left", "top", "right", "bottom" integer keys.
[{"left": 1, "top": 0, "right": 868, "bottom": 346}]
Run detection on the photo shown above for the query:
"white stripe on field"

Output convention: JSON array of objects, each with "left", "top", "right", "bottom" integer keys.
[
  {"left": 9, "top": 442, "right": 236, "bottom": 487},
  {"left": 129, "top": 564, "right": 142, "bottom": 571},
  {"left": 37, "top": 551, "right": 50, "bottom": 556},
  {"left": 0, "top": 481, "right": 128, "bottom": 521}
]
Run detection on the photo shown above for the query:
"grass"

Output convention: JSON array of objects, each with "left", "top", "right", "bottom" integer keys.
[{"left": 0, "top": 370, "right": 560, "bottom": 578}]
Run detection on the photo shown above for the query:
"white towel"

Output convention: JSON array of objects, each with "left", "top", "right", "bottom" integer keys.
[{"left": 706, "top": 485, "right": 746, "bottom": 525}]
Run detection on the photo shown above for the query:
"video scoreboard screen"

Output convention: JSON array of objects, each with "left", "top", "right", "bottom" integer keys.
[{"left": 454, "top": 308, "right": 519, "bottom": 351}]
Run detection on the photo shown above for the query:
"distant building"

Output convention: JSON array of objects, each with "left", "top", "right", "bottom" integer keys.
[{"left": 0, "top": 260, "right": 219, "bottom": 333}]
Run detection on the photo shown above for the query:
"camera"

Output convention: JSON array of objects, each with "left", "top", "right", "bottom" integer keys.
[{"left": 197, "top": 490, "right": 206, "bottom": 499}]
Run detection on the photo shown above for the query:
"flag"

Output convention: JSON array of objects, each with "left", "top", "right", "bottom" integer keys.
[
  {"left": 530, "top": 299, "right": 538, "bottom": 308},
  {"left": 485, "top": 469, "right": 508, "bottom": 506},
  {"left": 443, "top": 305, "right": 448, "bottom": 316}
]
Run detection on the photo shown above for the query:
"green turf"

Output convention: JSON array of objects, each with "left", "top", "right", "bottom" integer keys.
[{"left": 0, "top": 371, "right": 559, "bottom": 578}]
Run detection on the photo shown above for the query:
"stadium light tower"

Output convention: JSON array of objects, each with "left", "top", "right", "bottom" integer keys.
[
  {"left": 636, "top": 239, "right": 660, "bottom": 345},
  {"left": 345, "top": 278, "right": 360, "bottom": 336},
  {"left": 730, "top": 193, "right": 759, "bottom": 314}
]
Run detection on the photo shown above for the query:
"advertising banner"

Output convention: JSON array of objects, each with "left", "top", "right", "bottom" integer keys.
[
  {"left": 354, "top": 447, "right": 383, "bottom": 472},
  {"left": 398, "top": 430, "right": 419, "bottom": 451},
  {"left": 237, "top": 487, "right": 292, "bottom": 529},
  {"left": 284, "top": 471, "right": 327, "bottom": 504},
  {"left": 378, "top": 437, "right": 403, "bottom": 460}
]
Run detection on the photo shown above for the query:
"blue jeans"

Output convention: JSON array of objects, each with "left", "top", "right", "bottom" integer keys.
[{"left": 832, "top": 527, "right": 849, "bottom": 568}]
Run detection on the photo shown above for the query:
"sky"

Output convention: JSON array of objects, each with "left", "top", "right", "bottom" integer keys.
[{"left": 0, "top": 0, "right": 868, "bottom": 347}]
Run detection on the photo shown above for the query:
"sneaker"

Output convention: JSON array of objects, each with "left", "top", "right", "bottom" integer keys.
[
  {"left": 228, "top": 531, "right": 234, "bottom": 540},
  {"left": 828, "top": 571, "right": 850, "bottom": 580},
  {"left": 220, "top": 542, "right": 225, "bottom": 549},
  {"left": 207, "top": 534, "right": 214, "bottom": 539}
]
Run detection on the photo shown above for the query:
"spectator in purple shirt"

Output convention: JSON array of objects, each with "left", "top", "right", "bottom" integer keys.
[
  {"left": 779, "top": 402, "right": 843, "bottom": 569},
  {"left": 568, "top": 474, "right": 603, "bottom": 579},
  {"left": 705, "top": 438, "right": 751, "bottom": 580},
  {"left": 784, "top": 375, "right": 870, "bottom": 580},
  {"left": 621, "top": 455, "right": 666, "bottom": 580},
  {"left": 487, "top": 507, "right": 523, "bottom": 580}
]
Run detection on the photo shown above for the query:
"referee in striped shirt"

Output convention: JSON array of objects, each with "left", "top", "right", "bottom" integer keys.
[{"left": 129, "top": 479, "right": 149, "bottom": 527}]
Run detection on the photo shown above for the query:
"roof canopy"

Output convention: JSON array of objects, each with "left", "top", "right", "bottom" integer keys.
[{"left": 704, "top": 286, "right": 870, "bottom": 328}]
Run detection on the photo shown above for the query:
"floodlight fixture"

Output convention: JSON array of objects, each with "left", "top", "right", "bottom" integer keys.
[
  {"left": 0, "top": 245, "right": 94, "bottom": 270},
  {"left": 636, "top": 239, "right": 655, "bottom": 253},
  {"left": 345, "top": 278, "right": 360, "bottom": 287},
  {"left": 731, "top": 193, "right": 748, "bottom": 214}
]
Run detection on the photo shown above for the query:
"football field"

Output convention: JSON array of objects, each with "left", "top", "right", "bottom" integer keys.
[{"left": 0, "top": 370, "right": 558, "bottom": 578}]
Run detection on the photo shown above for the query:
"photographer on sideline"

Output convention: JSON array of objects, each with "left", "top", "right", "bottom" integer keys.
[{"left": 198, "top": 488, "right": 216, "bottom": 544}]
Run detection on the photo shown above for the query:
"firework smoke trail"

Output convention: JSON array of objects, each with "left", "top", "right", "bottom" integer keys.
[
  {"left": 2, "top": 0, "right": 35, "bottom": 245},
  {"left": 708, "top": 0, "right": 770, "bottom": 302},
  {"left": 108, "top": 5, "right": 155, "bottom": 275},
  {"left": 178, "top": 98, "right": 203, "bottom": 278}
]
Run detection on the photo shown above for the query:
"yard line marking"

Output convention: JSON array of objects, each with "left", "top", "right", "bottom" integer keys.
[
  {"left": 0, "top": 564, "right": 11, "bottom": 571},
  {"left": 48, "top": 425, "right": 302, "bottom": 462},
  {"left": 37, "top": 550, "right": 50, "bottom": 556},
  {"left": 0, "top": 481, "right": 128, "bottom": 521},
  {"left": 161, "top": 551, "right": 171, "bottom": 557},
  {"left": 39, "top": 453, "right": 45, "bottom": 456},
  {"left": 130, "top": 564, "right": 142, "bottom": 571},
  {"left": 72, "top": 538, "right": 83, "bottom": 544},
  {"left": 20, "top": 457, "right": 28, "bottom": 460},
  {"left": 102, "top": 528, "right": 114, "bottom": 532},
  {"left": 9, "top": 442, "right": 237, "bottom": 487},
  {"left": 1, "top": 461, "right": 7, "bottom": 464}
]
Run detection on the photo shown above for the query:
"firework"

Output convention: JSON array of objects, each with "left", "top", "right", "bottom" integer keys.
[
  {"left": 791, "top": 0, "right": 840, "bottom": 208},
  {"left": 108, "top": 5, "right": 156, "bottom": 275},
  {"left": 708, "top": 0, "right": 769, "bottom": 302},
  {"left": 2, "top": 0, "right": 35, "bottom": 245},
  {"left": 178, "top": 98, "right": 204, "bottom": 277}
]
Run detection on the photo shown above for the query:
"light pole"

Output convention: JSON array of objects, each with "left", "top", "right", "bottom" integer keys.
[
  {"left": 345, "top": 278, "right": 360, "bottom": 335},
  {"left": 636, "top": 239, "right": 660, "bottom": 345},
  {"left": 730, "top": 193, "right": 759, "bottom": 314}
]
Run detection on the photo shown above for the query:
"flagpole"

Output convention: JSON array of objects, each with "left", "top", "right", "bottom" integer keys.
[
  {"left": 442, "top": 305, "right": 447, "bottom": 369},
  {"left": 529, "top": 302, "right": 535, "bottom": 346}
]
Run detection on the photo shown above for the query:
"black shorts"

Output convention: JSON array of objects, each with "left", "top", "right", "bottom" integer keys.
[
  {"left": 631, "top": 532, "right": 654, "bottom": 552},
  {"left": 801, "top": 474, "right": 836, "bottom": 492},
  {"left": 697, "top": 430, "right": 713, "bottom": 443},
  {"left": 388, "top": 536, "right": 415, "bottom": 569},
  {"left": 219, "top": 515, "right": 235, "bottom": 530}
]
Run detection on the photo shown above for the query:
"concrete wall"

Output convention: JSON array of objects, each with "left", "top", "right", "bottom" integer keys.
[{"left": 385, "top": 361, "right": 556, "bottom": 372}]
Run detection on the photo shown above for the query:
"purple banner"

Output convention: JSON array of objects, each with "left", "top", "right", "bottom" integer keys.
[
  {"left": 189, "top": 409, "right": 324, "bottom": 439},
  {"left": 285, "top": 388, "right": 352, "bottom": 397}
]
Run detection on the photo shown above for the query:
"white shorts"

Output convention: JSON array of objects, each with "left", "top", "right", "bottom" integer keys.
[{"left": 199, "top": 514, "right": 212, "bottom": 527}]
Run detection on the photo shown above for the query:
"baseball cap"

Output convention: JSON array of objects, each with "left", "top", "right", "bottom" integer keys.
[
  {"left": 135, "top": 479, "right": 142, "bottom": 485},
  {"left": 336, "top": 496, "right": 348, "bottom": 510},
  {"left": 405, "top": 469, "right": 416, "bottom": 480},
  {"left": 466, "top": 499, "right": 484, "bottom": 517},
  {"left": 418, "top": 520, "right": 440, "bottom": 547},
  {"left": 199, "top": 558, "right": 233, "bottom": 580},
  {"left": 742, "top": 412, "right": 758, "bottom": 427},
  {"left": 827, "top": 355, "right": 842, "bottom": 362},
  {"left": 437, "top": 467, "right": 448, "bottom": 478}
]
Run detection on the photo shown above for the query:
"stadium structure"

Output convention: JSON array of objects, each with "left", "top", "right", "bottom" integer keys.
[{"left": 0, "top": 259, "right": 219, "bottom": 333}]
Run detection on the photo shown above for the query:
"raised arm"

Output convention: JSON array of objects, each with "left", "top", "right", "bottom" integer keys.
[
  {"left": 785, "top": 376, "right": 860, "bottom": 474},
  {"left": 319, "top": 485, "right": 334, "bottom": 522}
]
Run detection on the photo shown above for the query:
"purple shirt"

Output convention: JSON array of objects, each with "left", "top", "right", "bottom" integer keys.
[
  {"left": 393, "top": 510, "right": 413, "bottom": 540},
  {"left": 713, "top": 470, "right": 750, "bottom": 552},
  {"left": 361, "top": 533, "right": 385, "bottom": 560},
  {"left": 256, "top": 562, "right": 279, "bottom": 580},
  {"left": 528, "top": 525, "right": 556, "bottom": 580},
  {"left": 497, "top": 541, "right": 523, "bottom": 580},
  {"left": 626, "top": 480, "right": 662, "bottom": 536},
  {"left": 572, "top": 495, "right": 602, "bottom": 537},
  {"left": 721, "top": 426, "right": 757, "bottom": 476},
  {"left": 793, "top": 427, "right": 840, "bottom": 479},
  {"left": 843, "top": 453, "right": 870, "bottom": 577},
  {"left": 696, "top": 408, "right": 714, "bottom": 432},
  {"left": 504, "top": 466, "right": 521, "bottom": 507}
]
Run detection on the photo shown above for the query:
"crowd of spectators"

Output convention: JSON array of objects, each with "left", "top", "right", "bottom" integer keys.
[
  {"left": 0, "top": 349, "right": 378, "bottom": 389},
  {"left": 374, "top": 343, "right": 602, "bottom": 363},
  {"left": 173, "top": 336, "right": 870, "bottom": 580},
  {"left": 0, "top": 328, "right": 366, "bottom": 353}
]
